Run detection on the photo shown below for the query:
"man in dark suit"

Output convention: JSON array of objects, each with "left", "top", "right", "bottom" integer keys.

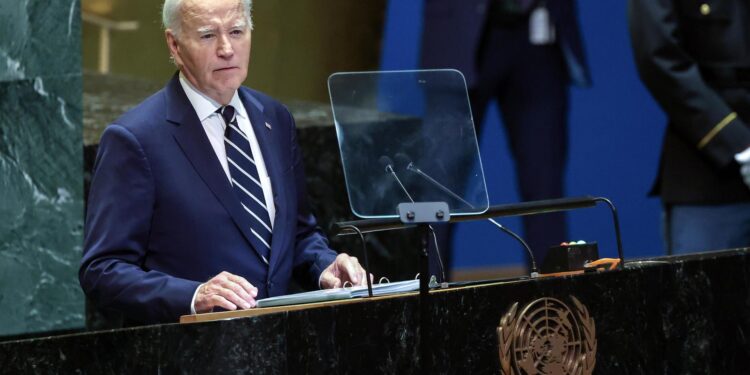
[
  {"left": 79, "top": 0, "right": 366, "bottom": 324},
  {"left": 421, "top": 0, "right": 590, "bottom": 275},
  {"left": 629, "top": 0, "right": 750, "bottom": 253}
]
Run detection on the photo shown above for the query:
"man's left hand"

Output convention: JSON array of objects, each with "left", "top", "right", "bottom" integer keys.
[{"left": 320, "top": 253, "right": 368, "bottom": 289}]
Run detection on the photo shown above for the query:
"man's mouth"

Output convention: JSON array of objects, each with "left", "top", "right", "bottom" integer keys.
[{"left": 215, "top": 67, "right": 237, "bottom": 72}]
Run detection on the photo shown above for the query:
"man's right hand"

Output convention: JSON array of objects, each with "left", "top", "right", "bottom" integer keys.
[
  {"left": 741, "top": 162, "right": 750, "bottom": 190},
  {"left": 194, "top": 271, "right": 258, "bottom": 313},
  {"left": 738, "top": 146, "right": 750, "bottom": 190}
]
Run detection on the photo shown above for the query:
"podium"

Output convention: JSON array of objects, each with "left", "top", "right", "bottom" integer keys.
[
  {"left": 59, "top": 71, "right": 750, "bottom": 373},
  {"left": 2, "top": 249, "right": 750, "bottom": 373}
]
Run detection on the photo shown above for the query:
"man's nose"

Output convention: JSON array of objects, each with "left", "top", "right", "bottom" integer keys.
[{"left": 217, "top": 35, "right": 234, "bottom": 57}]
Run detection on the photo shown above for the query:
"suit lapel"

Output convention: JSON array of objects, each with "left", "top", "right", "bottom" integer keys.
[
  {"left": 164, "top": 75, "right": 265, "bottom": 263},
  {"left": 239, "top": 89, "right": 292, "bottom": 275}
]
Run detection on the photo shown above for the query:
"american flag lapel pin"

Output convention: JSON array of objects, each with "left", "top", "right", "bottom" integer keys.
[{"left": 265, "top": 122, "right": 272, "bottom": 130}]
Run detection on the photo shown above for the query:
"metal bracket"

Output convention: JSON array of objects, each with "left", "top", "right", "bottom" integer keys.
[{"left": 397, "top": 202, "right": 450, "bottom": 224}]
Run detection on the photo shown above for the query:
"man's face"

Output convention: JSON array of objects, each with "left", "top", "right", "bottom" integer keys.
[{"left": 166, "top": 0, "right": 251, "bottom": 104}]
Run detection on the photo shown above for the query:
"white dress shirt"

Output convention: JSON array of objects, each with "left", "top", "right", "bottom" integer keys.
[
  {"left": 179, "top": 74, "right": 276, "bottom": 224},
  {"left": 179, "top": 74, "right": 276, "bottom": 313}
]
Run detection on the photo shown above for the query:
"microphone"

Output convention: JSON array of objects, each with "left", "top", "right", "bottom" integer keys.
[
  {"left": 393, "top": 152, "right": 413, "bottom": 172},
  {"left": 378, "top": 155, "right": 413, "bottom": 202},
  {"left": 380, "top": 155, "right": 446, "bottom": 282},
  {"left": 395, "top": 153, "right": 473, "bottom": 210},
  {"left": 395, "top": 153, "right": 539, "bottom": 276},
  {"left": 378, "top": 155, "right": 395, "bottom": 174}
]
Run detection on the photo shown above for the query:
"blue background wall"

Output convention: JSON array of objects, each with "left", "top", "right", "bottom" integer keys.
[{"left": 380, "top": 1, "right": 667, "bottom": 269}]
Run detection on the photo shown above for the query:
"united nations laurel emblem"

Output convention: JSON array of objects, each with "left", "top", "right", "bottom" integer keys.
[{"left": 496, "top": 296, "right": 596, "bottom": 375}]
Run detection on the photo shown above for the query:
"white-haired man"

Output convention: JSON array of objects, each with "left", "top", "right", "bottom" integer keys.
[{"left": 80, "top": 0, "right": 366, "bottom": 324}]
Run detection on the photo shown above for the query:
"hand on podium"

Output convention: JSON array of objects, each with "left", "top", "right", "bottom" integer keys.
[
  {"left": 194, "top": 271, "right": 259, "bottom": 313},
  {"left": 319, "top": 253, "right": 369, "bottom": 289}
]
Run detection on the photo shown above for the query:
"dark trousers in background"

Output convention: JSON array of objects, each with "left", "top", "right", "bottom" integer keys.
[
  {"left": 430, "top": 25, "right": 570, "bottom": 280},
  {"left": 664, "top": 203, "right": 750, "bottom": 255}
]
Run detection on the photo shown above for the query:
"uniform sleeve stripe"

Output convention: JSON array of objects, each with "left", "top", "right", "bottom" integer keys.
[{"left": 698, "top": 112, "right": 738, "bottom": 149}]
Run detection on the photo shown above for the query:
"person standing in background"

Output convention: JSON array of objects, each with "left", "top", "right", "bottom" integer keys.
[
  {"left": 421, "top": 0, "right": 590, "bottom": 276},
  {"left": 629, "top": 0, "right": 750, "bottom": 254}
]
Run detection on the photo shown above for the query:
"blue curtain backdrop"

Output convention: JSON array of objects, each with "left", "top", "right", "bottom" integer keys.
[{"left": 380, "top": 0, "right": 666, "bottom": 268}]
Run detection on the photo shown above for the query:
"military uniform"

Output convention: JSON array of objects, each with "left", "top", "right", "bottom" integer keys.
[
  {"left": 630, "top": 0, "right": 750, "bottom": 203},
  {"left": 629, "top": 0, "right": 750, "bottom": 252}
]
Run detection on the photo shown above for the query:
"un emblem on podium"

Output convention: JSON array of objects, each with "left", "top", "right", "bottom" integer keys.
[{"left": 497, "top": 296, "right": 596, "bottom": 375}]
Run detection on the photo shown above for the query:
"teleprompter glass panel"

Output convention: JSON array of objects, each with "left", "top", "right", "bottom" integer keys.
[{"left": 328, "top": 69, "right": 488, "bottom": 219}]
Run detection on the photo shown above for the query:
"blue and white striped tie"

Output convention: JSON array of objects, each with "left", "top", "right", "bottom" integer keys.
[{"left": 219, "top": 105, "right": 272, "bottom": 264}]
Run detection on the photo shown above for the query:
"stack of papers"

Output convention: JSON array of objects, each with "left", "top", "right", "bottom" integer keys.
[
  {"left": 348, "top": 279, "right": 421, "bottom": 297},
  {"left": 256, "top": 279, "right": 421, "bottom": 308}
]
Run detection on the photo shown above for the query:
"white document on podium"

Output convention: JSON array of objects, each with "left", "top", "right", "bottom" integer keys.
[
  {"left": 256, "top": 279, "right": 421, "bottom": 308},
  {"left": 348, "top": 279, "right": 420, "bottom": 298}
]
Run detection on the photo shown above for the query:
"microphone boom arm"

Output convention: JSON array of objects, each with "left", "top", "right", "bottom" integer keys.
[{"left": 408, "top": 164, "right": 474, "bottom": 209}]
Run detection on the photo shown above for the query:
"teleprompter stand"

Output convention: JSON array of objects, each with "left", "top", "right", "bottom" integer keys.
[
  {"left": 337, "top": 201, "right": 450, "bottom": 374},
  {"left": 398, "top": 201, "right": 449, "bottom": 375}
]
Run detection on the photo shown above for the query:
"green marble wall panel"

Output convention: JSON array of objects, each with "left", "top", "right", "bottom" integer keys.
[{"left": 0, "top": 0, "right": 83, "bottom": 336}]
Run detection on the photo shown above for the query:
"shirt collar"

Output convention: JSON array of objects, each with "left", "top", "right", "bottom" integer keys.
[{"left": 178, "top": 72, "right": 248, "bottom": 122}]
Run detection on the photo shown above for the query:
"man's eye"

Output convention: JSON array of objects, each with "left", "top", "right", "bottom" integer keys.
[
  {"left": 230, "top": 30, "right": 244, "bottom": 36},
  {"left": 200, "top": 34, "right": 215, "bottom": 40}
]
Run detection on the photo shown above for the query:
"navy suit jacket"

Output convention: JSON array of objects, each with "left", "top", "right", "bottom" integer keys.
[
  {"left": 80, "top": 74, "right": 337, "bottom": 324},
  {"left": 421, "top": 0, "right": 591, "bottom": 88}
]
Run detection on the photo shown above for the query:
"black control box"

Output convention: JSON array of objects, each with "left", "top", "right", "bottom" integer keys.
[{"left": 540, "top": 242, "right": 599, "bottom": 273}]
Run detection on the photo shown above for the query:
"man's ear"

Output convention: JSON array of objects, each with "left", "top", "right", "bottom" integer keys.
[{"left": 165, "top": 29, "right": 182, "bottom": 66}]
